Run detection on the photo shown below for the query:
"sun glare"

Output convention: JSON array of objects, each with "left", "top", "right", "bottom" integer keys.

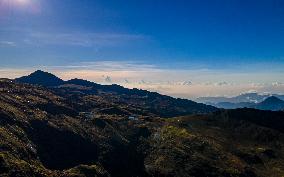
[
  {"left": 1, "top": 0, "right": 40, "bottom": 14},
  {"left": 15, "top": 0, "right": 30, "bottom": 5},
  {"left": 2, "top": 0, "right": 31, "bottom": 6}
]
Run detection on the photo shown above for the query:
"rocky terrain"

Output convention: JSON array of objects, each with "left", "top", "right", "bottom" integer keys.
[{"left": 0, "top": 72, "right": 284, "bottom": 177}]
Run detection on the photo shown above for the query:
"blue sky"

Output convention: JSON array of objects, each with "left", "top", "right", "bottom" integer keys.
[{"left": 0, "top": 0, "right": 284, "bottom": 98}]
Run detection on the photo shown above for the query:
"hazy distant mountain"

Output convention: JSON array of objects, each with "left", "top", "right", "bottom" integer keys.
[
  {"left": 197, "top": 92, "right": 284, "bottom": 110},
  {"left": 206, "top": 95, "right": 284, "bottom": 111},
  {"left": 16, "top": 70, "right": 64, "bottom": 87},
  {"left": 196, "top": 93, "right": 269, "bottom": 104},
  {"left": 253, "top": 96, "right": 284, "bottom": 111},
  {"left": 213, "top": 101, "right": 254, "bottom": 109}
]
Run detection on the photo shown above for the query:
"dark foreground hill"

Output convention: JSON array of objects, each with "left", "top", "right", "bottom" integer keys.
[{"left": 0, "top": 79, "right": 284, "bottom": 177}]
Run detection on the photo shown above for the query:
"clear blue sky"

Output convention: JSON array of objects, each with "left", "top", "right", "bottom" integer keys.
[
  {"left": 1, "top": 0, "right": 284, "bottom": 97},
  {"left": 1, "top": 0, "right": 284, "bottom": 68}
]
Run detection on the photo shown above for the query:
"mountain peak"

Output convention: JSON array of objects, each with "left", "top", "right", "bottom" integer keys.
[
  {"left": 34, "top": 69, "right": 45, "bottom": 73},
  {"left": 254, "top": 96, "right": 284, "bottom": 111},
  {"left": 262, "top": 96, "right": 284, "bottom": 104},
  {"left": 15, "top": 70, "right": 64, "bottom": 87}
]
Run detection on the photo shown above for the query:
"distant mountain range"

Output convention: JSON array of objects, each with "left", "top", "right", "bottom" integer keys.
[
  {"left": 15, "top": 70, "right": 217, "bottom": 117},
  {"left": 197, "top": 92, "right": 284, "bottom": 104},
  {"left": 196, "top": 93, "right": 284, "bottom": 111}
]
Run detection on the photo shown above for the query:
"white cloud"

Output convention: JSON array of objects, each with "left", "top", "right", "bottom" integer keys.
[
  {"left": 124, "top": 79, "right": 130, "bottom": 84},
  {"left": 272, "top": 82, "right": 284, "bottom": 87},
  {"left": 0, "top": 41, "right": 16, "bottom": 47},
  {"left": 104, "top": 76, "right": 112, "bottom": 83},
  {"left": 182, "top": 81, "right": 192, "bottom": 86},
  {"left": 215, "top": 81, "right": 228, "bottom": 86},
  {"left": 26, "top": 32, "right": 149, "bottom": 47},
  {"left": 69, "top": 61, "right": 159, "bottom": 72},
  {"left": 0, "top": 27, "right": 150, "bottom": 49}
]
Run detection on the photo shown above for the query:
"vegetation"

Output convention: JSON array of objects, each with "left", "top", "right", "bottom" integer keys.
[{"left": 0, "top": 77, "right": 284, "bottom": 177}]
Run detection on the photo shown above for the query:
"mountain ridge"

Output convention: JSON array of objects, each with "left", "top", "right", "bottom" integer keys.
[{"left": 15, "top": 70, "right": 218, "bottom": 116}]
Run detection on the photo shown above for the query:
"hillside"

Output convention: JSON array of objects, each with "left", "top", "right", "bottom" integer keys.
[{"left": 0, "top": 79, "right": 284, "bottom": 177}]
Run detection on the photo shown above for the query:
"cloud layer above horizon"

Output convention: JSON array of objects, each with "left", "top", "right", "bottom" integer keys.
[{"left": 1, "top": 61, "right": 284, "bottom": 99}]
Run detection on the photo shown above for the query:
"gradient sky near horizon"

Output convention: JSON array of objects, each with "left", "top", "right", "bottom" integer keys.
[{"left": 1, "top": 0, "right": 284, "bottom": 98}]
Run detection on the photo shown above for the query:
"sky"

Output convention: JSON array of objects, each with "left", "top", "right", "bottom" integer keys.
[{"left": 0, "top": 0, "right": 284, "bottom": 99}]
